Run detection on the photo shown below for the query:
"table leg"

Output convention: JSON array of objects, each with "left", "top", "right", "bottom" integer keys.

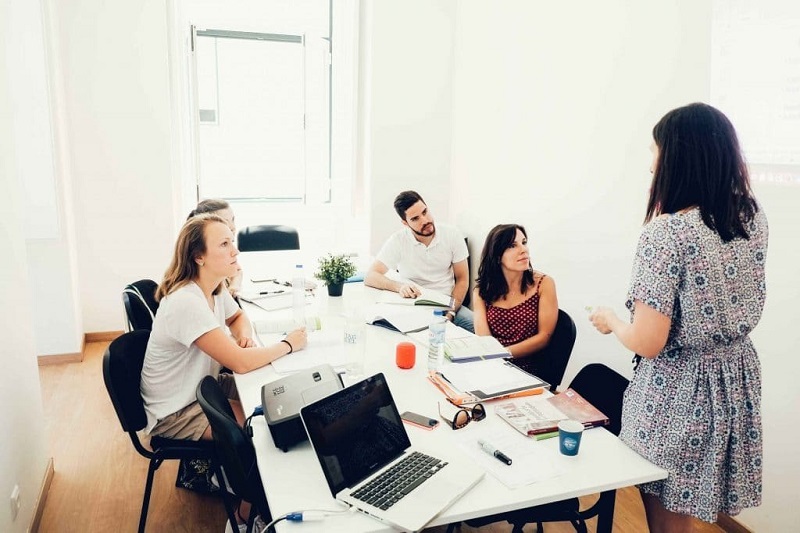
[{"left": 594, "top": 490, "right": 617, "bottom": 533}]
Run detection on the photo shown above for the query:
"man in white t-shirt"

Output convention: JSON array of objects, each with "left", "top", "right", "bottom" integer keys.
[{"left": 365, "top": 190, "right": 474, "bottom": 332}]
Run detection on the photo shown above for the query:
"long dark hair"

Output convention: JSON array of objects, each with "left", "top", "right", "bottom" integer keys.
[
  {"left": 476, "top": 224, "right": 534, "bottom": 304},
  {"left": 646, "top": 102, "right": 757, "bottom": 242}
]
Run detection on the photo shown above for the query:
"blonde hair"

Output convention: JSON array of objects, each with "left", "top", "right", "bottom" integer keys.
[{"left": 157, "top": 214, "right": 226, "bottom": 301}]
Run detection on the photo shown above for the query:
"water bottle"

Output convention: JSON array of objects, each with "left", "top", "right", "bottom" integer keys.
[
  {"left": 427, "top": 309, "right": 447, "bottom": 373},
  {"left": 292, "top": 264, "right": 305, "bottom": 326},
  {"left": 343, "top": 310, "right": 366, "bottom": 384}
]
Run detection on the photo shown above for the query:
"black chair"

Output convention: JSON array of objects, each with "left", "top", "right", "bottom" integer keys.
[
  {"left": 513, "top": 309, "right": 577, "bottom": 392},
  {"left": 102, "top": 330, "right": 232, "bottom": 533},
  {"left": 236, "top": 225, "right": 300, "bottom": 252},
  {"left": 462, "top": 237, "right": 472, "bottom": 308},
  {"left": 448, "top": 363, "right": 630, "bottom": 533},
  {"left": 196, "top": 376, "right": 274, "bottom": 533},
  {"left": 122, "top": 279, "right": 160, "bottom": 331}
]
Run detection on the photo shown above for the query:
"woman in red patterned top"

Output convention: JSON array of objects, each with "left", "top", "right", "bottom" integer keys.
[{"left": 473, "top": 224, "right": 558, "bottom": 370}]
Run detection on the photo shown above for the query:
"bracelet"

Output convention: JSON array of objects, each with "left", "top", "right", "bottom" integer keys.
[
  {"left": 280, "top": 339, "right": 293, "bottom": 354},
  {"left": 446, "top": 310, "right": 456, "bottom": 319}
]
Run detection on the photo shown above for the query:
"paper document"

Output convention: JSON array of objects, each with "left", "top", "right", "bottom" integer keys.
[
  {"left": 454, "top": 424, "right": 566, "bottom": 488},
  {"left": 407, "top": 322, "right": 473, "bottom": 346},
  {"left": 268, "top": 330, "right": 348, "bottom": 374}
]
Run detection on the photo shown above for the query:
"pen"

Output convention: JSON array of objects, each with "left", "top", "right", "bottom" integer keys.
[
  {"left": 259, "top": 290, "right": 285, "bottom": 295},
  {"left": 477, "top": 439, "right": 512, "bottom": 465}
]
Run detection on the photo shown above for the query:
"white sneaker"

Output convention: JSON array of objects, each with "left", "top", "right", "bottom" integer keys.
[
  {"left": 223, "top": 520, "right": 247, "bottom": 533},
  {"left": 253, "top": 515, "right": 268, "bottom": 533}
]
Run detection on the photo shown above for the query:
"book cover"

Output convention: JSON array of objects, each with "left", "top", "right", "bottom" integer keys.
[{"left": 495, "top": 388, "right": 609, "bottom": 436}]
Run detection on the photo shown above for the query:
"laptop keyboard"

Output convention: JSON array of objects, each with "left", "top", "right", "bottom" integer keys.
[{"left": 350, "top": 451, "right": 449, "bottom": 511}]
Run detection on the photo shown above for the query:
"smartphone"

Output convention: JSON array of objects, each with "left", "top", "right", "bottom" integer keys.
[{"left": 400, "top": 411, "right": 439, "bottom": 431}]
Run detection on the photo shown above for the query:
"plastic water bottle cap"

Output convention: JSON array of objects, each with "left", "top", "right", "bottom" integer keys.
[{"left": 433, "top": 309, "right": 447, "bottom": 316}]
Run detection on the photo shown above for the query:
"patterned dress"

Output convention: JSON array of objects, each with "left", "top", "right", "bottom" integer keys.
[{"left": 621, "top": 207, "right": 768, "bottom": 522}]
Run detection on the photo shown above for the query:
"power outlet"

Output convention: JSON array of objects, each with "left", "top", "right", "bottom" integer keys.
[{"left": 10, "top": 484, "right": 20, "bottom": 521}]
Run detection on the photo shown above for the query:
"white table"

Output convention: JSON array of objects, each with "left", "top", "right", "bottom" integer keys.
[{"left": 235, "top": 283, "right": 667, "bottom": 532}]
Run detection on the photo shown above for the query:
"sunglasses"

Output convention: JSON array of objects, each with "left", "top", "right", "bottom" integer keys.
[{"left": 438, "top": 402, "right": 486, "bottom": 430}]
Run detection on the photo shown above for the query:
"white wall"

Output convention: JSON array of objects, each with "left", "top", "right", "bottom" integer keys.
[
  {"left": 447, "top": 1, "right": 797, "bottom": 531},
  {"left": 0, "top": 1, "right": 52, "bottom": 529},
  {"left": 363, "top": 0, "right": 458, "bottom": 252},
  {"left": 46, "top": 0, "right": 178, "bottom": 333},
  {"left": 13, "top": 0, "right": 84, "bottom": 357}
]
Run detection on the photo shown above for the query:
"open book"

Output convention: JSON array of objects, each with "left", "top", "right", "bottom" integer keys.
[
  {"left": 495, "top": 388, "right": 609, "bottom": 436},
  {"left": 364, "top": 303, "right": 433, "bottom": 334},
  {"left": 445, "top": 335, "right": 510, "bottom": 362},
  {"left": 376, "top": 288, "right": 454, "bottom": 308}
]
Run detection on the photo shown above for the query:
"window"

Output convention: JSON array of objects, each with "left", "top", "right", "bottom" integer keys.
[
  {"left": 711, "top": 0, "right": 800, "bottom": 184},
  {"left": 193, "top": 28, "right": 325, "bottom": 202}
]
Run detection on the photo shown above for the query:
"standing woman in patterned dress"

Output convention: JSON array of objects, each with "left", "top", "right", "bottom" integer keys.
[
  {"left": 589, "top": 103, "right": 767, "bottom": 532},
  {"left": 473, "top": 224, "right": 559, "bottom": 375}
]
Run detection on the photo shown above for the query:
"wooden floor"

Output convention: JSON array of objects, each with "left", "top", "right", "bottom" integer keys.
[{"left": 37, "top": 341, "right": 726, "bottom": 533}]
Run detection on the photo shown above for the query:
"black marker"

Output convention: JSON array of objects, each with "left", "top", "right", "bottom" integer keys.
[{"left": 478, "top": 439, "right": 512, "bottom": 465}]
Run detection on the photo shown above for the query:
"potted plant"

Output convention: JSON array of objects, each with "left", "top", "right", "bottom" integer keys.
[{"left": 314, "top": 253, "right": 357, "bottom": 297}]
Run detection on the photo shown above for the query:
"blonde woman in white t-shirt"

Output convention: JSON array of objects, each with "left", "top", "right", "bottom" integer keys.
[
  {"left": 188, "top": 198, "right": 243, "bottom": 297},
  {"left": 141, "top": 214, "right": 307, "bottom": 442}
]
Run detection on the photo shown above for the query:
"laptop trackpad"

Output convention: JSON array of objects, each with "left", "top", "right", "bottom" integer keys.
[{"left": 413, "top": 475, "right": 462, "bottom": 506}]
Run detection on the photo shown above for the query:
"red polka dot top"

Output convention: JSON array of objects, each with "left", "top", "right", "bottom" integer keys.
[{"left": 486, "top": 274, "right": 545, "bottom": 347}]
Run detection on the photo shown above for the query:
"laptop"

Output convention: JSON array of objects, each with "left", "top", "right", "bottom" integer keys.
[{"left": 300, "top": 373, "right": 484, "bottom": 532}]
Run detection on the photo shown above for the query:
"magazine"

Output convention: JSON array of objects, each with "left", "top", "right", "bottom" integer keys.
[{"left": 495, "top": 388, "right": 609, "bottom": 436}]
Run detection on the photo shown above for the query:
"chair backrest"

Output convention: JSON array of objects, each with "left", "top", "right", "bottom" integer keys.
[
  {"left": 236, "top": 225, "right": 300, "bottom": 252},
  {"left": 517, "top": 309, "right": 576, "bottom": 392},
  {"left": 568, "top": 363, "right": 629, "bottom": 436},
  {"left": 196, "top": 376, "right": 272, "bottom": 521},
  {"left": 103, "top": 330, "right": 151, "bottom": 435},
  {"left": 462, "top": 237, "right": 471, "bottom": 308},
  {"left": 122, "top": 279, "right": 160, "bottom": 331}
]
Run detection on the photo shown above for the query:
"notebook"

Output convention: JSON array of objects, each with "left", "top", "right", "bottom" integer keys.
[{"left": 300, "top": 373, "right": 484, "bottom": 532}]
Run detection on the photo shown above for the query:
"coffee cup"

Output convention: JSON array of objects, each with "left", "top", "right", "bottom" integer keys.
[{"left": 558, "top": 419, "right": 584, "bottom": 456}]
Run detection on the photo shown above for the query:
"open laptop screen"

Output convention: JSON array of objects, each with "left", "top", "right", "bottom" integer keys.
[{"left": 301, "top": 373, "right": 411, "bottom": 496}]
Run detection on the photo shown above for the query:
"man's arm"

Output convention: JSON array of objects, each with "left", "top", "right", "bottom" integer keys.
[{"left": 365, "top": 260, "right": 420, "bottom": 298}]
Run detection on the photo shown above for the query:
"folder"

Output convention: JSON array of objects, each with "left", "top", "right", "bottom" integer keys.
[{"left": 428, "top": 360, "right": 548, "bottom": 405}]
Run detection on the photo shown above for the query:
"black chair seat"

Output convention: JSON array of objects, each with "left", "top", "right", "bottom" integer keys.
[{"left": 148, "top": 436, "right": 216, "bottom": 457}]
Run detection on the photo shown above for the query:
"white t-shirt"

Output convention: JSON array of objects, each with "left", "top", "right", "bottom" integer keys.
[
  {"left": 140, "top": 282, "right": 240, "bottom": 433},
  {"left": 375, "top": 223, "right": 468, "bottom": 295}
]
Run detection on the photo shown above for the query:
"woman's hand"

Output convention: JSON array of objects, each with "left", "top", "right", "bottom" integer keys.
[
  {"left": 589, "top": 306, "right": 617, "bottom": 335},
  {"left": 284, "top": 327, "right": 308, "bottom": 352},
  {"left": 236, "top": 335, "right": 255, "bottom": 348}
]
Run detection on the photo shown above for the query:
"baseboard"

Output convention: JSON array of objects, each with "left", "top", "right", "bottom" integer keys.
[
  {"left": 84, "top": 330, "right": 124, "bottom": 343},
  {"left": 37, "top": 337, "right": 86, "bottom": 366},
  {"left": 29, "top": 457, "right": 54, "bottom": 533},
  {"left": 718, "top": 513, "right": 754, "bottom": 533}
]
